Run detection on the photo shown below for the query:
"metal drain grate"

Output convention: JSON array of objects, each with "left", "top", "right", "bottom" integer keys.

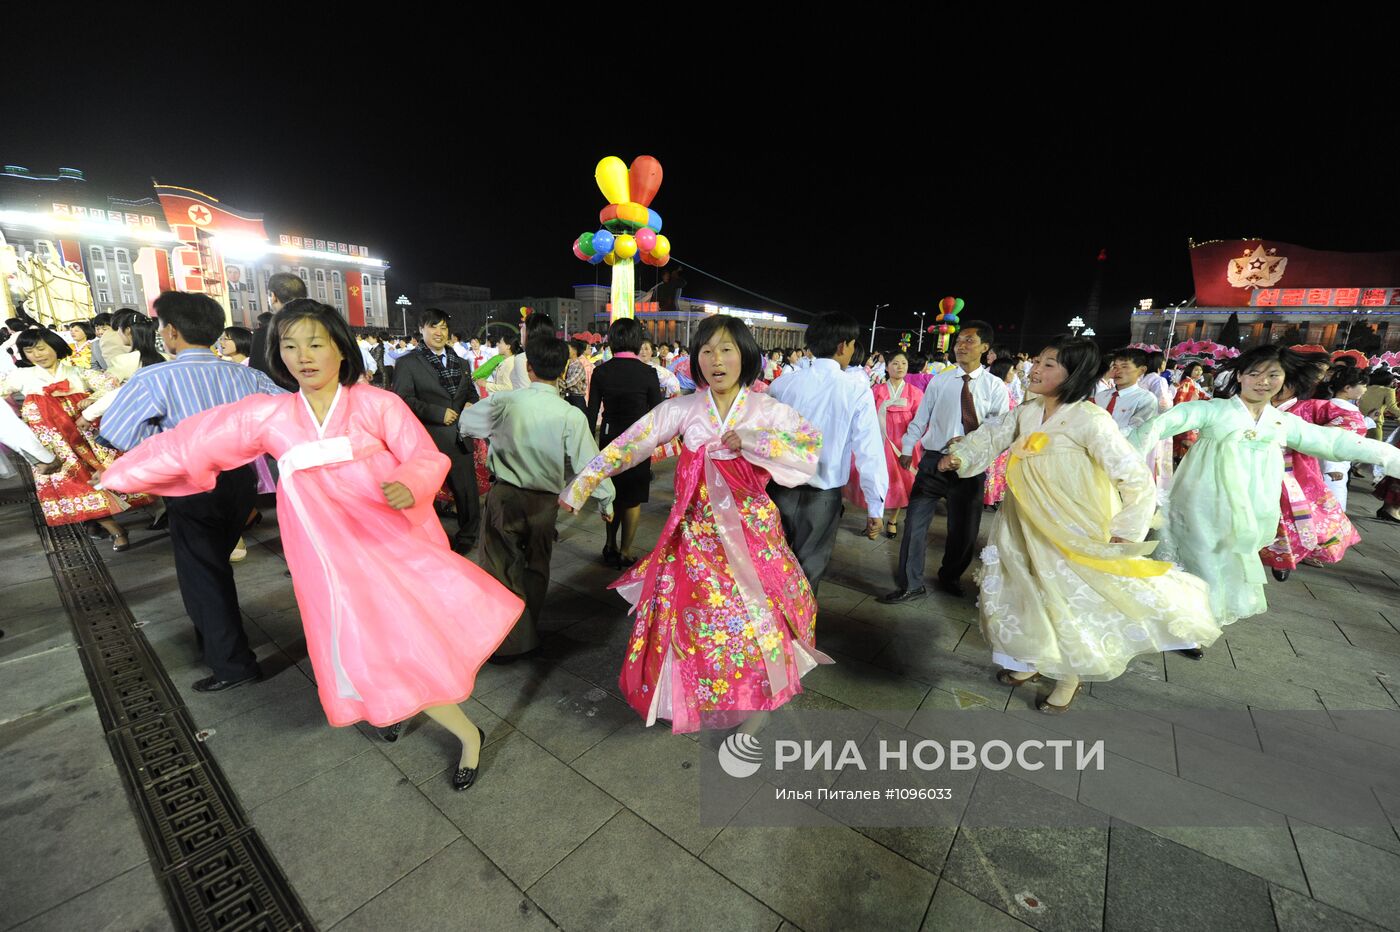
[{"left": 17, "top": 460, "right": 312, "bottom": 930}]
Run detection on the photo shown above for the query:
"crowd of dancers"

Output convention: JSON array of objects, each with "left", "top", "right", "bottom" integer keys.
[{"left": 5, "top": 275, "right": 1400, "bottom": 789}]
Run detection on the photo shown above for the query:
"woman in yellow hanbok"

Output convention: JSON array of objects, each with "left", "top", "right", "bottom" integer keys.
[{"left": 941, "top": 337, "right": 1220, "bottom": 712}]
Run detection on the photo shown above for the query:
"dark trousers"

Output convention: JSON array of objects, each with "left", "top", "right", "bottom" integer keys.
[
  {"left": 564, "top": 393, "right": 587, "bottom": 415},
  {"left": 445, "top": 446, "right": 481, "bottom": 549},
  {"left": 768, "top": 484, "right": 844, "bottom": 596},
  {"left": 164, "top": 466, "right": 259, "bottom": 680},
  {"left": 481, "top": 481, "right": 559, "bottom": 656},
  {"left": 896, "top": 454, "right": 985, "bottom": 590}
]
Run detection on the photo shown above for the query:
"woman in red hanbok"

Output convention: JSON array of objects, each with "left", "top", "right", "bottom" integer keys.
[
  {"left": 1261, "top": 366, "right": 1368, "bottom": 578},
  {"left": 561, "top": 316, "right": 828, "bottom": 734},
  {"left": 1172, "top": 362, "right": 1210, "bottom": 462},
  {"left": 844, "top": 351, "right": 924, "bottom": 536},
  {"left": 103, "top": 301, "right": 523, "bottom": 791},
  {"left": 2, "top": 329, "right": 148, "bottom": 547}
]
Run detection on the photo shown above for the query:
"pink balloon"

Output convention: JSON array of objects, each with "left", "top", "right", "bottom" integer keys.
[
  {"left": 572, "top": 242, "right": 588, "bottom": 262},
  {"left": 636, "top": 227, "right": 657, "bottom": 252}
]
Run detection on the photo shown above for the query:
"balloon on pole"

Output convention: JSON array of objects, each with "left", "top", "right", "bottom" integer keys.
[{"left": 569, "top": 155, "right": 677, "bottom": 321}]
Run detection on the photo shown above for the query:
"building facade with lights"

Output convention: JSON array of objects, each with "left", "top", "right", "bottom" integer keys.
[
  {"left": 1131, "top": 239, "right": 1400, "bottom": 352},
  {"left": 574, "top": 284, "right": 807, "bottom": 349},
  {"left": 0, "top": 165, "right": 389, "bottom": 329}
]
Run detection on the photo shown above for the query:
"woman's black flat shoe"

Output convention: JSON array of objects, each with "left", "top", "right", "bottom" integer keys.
[
  {"left": 112, "top": 535, "right": 130, "bottom": 553},
  {"left": 380, "top": 721, "right": 404, "bottom": 743},
  {"left": 1271, "top": 569, "right": 1290, "bottom": 581},
  {"left": 601, "top": 545, "right": 620, "bottom": 565},
  {"left": 452, "top": 726, "right": 486, "bottom": 791}
]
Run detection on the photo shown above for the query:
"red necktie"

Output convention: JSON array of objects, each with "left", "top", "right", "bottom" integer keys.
[
  {"left": 1106, "top": 390, "right": 1119, "bottom": 415},
  {"left": 961, "top": 374, "right": 979, "bottom": 433}
]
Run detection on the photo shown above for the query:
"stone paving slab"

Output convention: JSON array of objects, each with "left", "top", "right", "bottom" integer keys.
[{"left": 9, "top": 469, "right": 1400, "bottom": 930}]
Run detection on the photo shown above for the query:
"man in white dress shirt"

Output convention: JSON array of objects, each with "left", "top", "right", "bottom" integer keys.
[
  {"left": 767, "top": 313, "right": 887, "bottom": 595},
  {"left": 1095, "top": 347, "right": 1159, "bottom": 434},
  {"left": 880, "top": 320, "right": 1009, "bottom": 602}
]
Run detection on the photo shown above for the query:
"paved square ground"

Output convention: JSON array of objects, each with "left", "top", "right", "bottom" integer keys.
[{"left": 4, "top": 463, "right": 1400, "bottom": 931}]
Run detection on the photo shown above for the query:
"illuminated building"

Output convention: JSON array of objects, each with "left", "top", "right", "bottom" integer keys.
[
  {"left": 0, "top": 165, "right": 389, "bottom": 328},
  {"left": 575, "top": 284, "right": 807, "bottom": 348},
  {"left": 1132, "top": 239, "right": 1400, "bottom": 351}
]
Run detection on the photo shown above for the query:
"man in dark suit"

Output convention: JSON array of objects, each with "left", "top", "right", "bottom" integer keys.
[
  {"left": 250, "top": 273, "right": 306, "bottom": 373},
  {"left": 394, "top": 307, "right": 481, "bottom": 553}
]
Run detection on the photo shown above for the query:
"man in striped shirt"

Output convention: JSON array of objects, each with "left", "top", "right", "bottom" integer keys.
[{"left": 101, "top": 292, "right": 285, "bottom": 693}]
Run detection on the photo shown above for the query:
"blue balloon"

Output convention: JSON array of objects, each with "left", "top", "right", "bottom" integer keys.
[
  {"left": 593, "top": 229, "right": 615, "bottom": 255},
  {"left": 588, "top": 252, "right": 605, "bottom": 265},
  {"left": 646, "top": 209, "right": 663, "bottom": 233}
]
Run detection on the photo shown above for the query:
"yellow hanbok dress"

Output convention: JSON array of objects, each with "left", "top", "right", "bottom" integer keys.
[{"left": 949, "top": 399, "right": 1220, "bottom": 681}]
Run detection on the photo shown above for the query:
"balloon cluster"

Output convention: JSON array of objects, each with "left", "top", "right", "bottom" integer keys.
[
  {"left": 571, "top": 156, "right": 674, "bottom": 268},
  {"left": 1168, "top": 340, "right": 1240, "bottom": 361},
  {"left": 936, "top": 296, "right": 964, "bottom": 351}
]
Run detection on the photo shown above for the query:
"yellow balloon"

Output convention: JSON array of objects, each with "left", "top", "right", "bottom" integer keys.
[
  {"left": 594, "top": 156, "right": 629, "bottom": 205},
  {"left": 520, "top": 306, "right": 529, "bottom": 319},
  {"left": 614, "top": 234, "right": 638, "bottom": 259},
  {"left": 604, "top": 252, "right": 618, "bottom": 266},
  {"left": 650, "top": 235, "right": 671, "bottom": 259}
]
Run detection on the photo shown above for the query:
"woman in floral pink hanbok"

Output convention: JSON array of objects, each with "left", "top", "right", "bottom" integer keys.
[
  {"left": 562, "top": 316, "right": 828, "bottom": 733},
  {"left": 1261, "top": 367, "right": 1369, "bottom": 577}
]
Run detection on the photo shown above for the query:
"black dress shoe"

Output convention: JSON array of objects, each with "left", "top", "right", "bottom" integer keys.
[
  {"left": 192, "top": 670, "right": 262, "bottom": 692},
  {"left": 877, "top": 587, "right": 927, "bottom": 604},
  {"left": 381, "top": 721, "right": 405, "bottom": 742},
  {"left": 452, "top": 726, "right": 487, "bottom": 791},
  {"left": 602, "top": 545, "right": 620, "bottom": 565},
  {"left": 87, "top": 522, "right": 110, "bottom": 540},
  {"left": 148, "top": 510, "right": 169, "bottom": 531},
  {"left": 935, "top": 578, "right": 966, "bottom": 597},
  {"left": 1375, "top": 507, "right": 1400, "bottom": 524}
]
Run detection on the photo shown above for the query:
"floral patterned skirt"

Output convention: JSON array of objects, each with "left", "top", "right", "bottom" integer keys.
[
  {"left": 612, "top": 479, "right": 820, "bottom": 733},
  {"left": 23, "top": 394, "right": 151, "bottom": 526},
  {"left": 983, "top": 450, "right": 1010, "bottom": 505},
  {"left": 1260, "top": 485, "right": 1359, "bottom": 570}
]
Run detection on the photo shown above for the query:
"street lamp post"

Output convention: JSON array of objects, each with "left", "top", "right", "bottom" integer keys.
[
  {"left": 1083, "top": 327, "right": 1097, "bottom": 338},
  {"left": 1068, "top": 316, "right": 1085, "bottom": 336},
  {"left": 871, "top": 303, "right": 890, "bottom": 353},
  {"left": 395, "top": 294, "right": 412, "bottom": 336},
  {"left": 915, "top": 310, "right": 928, "bottom": 351}
]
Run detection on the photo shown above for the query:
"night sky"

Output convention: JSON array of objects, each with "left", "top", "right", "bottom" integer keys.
[{"left": 10, "top": 61, "right": 1398, "bottom": 352}]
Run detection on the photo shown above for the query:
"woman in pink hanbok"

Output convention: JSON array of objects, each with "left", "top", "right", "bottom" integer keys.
[
  {"left": 1261, "top": 365, "right": 1369, "bottom": 578},
  {"left": 561, "top": 316, "right": 828, "bottom": 734},
  {"left": 103, "top": 301, "right": 523, "bottom": 791},
  {"left": 845, "top": 350, "right": 924, "bottom": 537}
]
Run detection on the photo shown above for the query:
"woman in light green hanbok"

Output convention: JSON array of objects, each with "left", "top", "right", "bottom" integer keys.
[{"left": 1129, "top": 344, "right": 1400, "bottom": 632}]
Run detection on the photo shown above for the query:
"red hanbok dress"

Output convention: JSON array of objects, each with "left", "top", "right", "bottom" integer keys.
[
  {"left": 562, "top": 387, "right": 828, "bottom": 733},
  {"left": 1261, "top": 397, "right": 1368, "bottom": 570},
  {"left": 102, "top": 384, "right": 523, "bottom": 727},
  {"left": 1172, "top": 377, "right": 1207, "bottom": 461},
  {"left": 2, "top": 362, "right": 150, "bottom": 525},
  {"left": 844, "top": 379, "right": 924, "bottom": 511}
]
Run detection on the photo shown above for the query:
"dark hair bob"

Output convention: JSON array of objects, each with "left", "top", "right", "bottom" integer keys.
[
  {"left": 1038, "top": 335, "right": 1102, "bottom": 405},
  {"left": 266, "top": 299, "right": 365, "bottom": 388},
  {"left": 688, "top": 314, "right": 763, "bottom": 389}
]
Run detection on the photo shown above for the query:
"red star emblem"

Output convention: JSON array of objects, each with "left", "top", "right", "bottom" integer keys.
[{"left": 187, "top": 204, "right": 212, "bottom": 225}]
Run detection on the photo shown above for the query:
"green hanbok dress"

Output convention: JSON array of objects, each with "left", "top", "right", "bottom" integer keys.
[{"left": 1129, "top": 396, "right": 1400, "bottom": 625}]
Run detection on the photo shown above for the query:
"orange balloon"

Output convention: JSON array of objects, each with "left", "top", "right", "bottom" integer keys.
[{"left": 629, "top": 155, "right": 664, "bottom": 206}]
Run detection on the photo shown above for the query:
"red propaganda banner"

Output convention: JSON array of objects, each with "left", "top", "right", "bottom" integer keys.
[
  {"left": 344, "top": 270, "right": 365, "bottom": 327},
  {"left": 153, "top": 188, "right": 268, "bottom": 240},
  {"left": 57, "top": 240, "right": 84, "bottom": 271},
  {"left": 1190, "top": 240, "right": 1400, "bottom": 307}
]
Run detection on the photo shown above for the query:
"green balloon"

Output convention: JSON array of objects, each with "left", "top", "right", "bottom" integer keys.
[
  {"left": 953, "top": 298, "right": 965, "bottom": 315},
  {"left": 579, "top": 231, "right": 596, "bottom": 257}
]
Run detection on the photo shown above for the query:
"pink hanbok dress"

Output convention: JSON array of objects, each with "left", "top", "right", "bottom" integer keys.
[
  {"left": 102, "top": 383, "right": 523, "bottom": 727},
  {"left": 1261, "top": 397, "right": 1368, "bottom": 570},
  {"left": 844, "top": 379, "right": 924, "bottom": 511},
  {"left": 562, "top": 386, "right": 829, "bottom": 733}
]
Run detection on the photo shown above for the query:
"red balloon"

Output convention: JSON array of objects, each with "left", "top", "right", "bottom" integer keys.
[{"left": 629, "top": 155, "right": 664, "bottom": 206}]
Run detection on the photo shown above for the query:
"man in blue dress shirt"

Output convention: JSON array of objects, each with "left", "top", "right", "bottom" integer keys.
[
  {"left": 101, "top": 292, "right": 285, "bottom": 692},
  {"left": 767, "top": 312, "right": 887, "bottom": 595}
]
